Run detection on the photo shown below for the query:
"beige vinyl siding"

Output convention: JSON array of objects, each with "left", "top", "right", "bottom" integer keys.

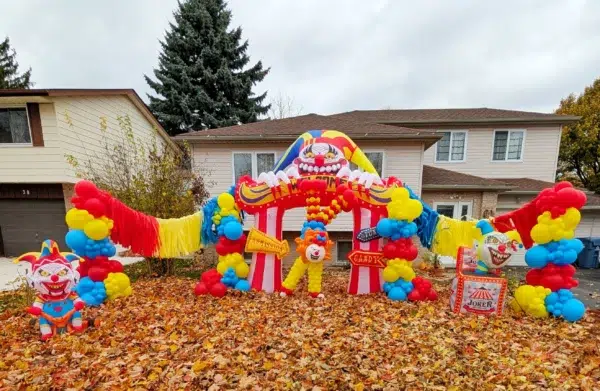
[
  {"left": 54, "top": 95, "right": 168, "bottom": 182},
  {"left": 0, "top": 103, "right": 66, "bottom": 183},
  {"left": 192, "top": 141, "right": 424, "bottom": 232},
  {"left": 576, "top": 211, "right": 600, "bottom": 238},
  {"left": 423, "top": 126, "right": 561, "bottom": 182}
]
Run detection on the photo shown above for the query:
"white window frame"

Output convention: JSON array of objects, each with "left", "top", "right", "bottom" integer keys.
[
  {"left": 491, "top": 129, "right": 526, "bottom": 162},
  {"left": 350, "top": 150, "right": 385, "bottom": 177},
  {"left": 335, "top": 240, "right": 352, "bottom": 266},
  {"left": 0, "top": 105, "right": 33, "bottom": 147},
  {"left": 433, "top": 201, "right": 473, "bottom": 220},
  {"left": 435, "top": 130, "right": 468, "bottom": 163},
  {"left": 231, "top": 151, "right": 277, "bottom": 183}
]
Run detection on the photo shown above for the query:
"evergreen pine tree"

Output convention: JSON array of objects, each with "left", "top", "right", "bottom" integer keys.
[
  {"left": 0, "top": 37, "right": 33, "bottom": 89},
  {"left": 145, "top": 0, "right": 270, "bottom": 136}
]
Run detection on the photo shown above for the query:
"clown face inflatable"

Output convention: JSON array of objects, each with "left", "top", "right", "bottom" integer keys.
[
  {"left": 256, "top": 130, "right": 383, "bottom": 189},
  {"left": 474, "top": 221, "right": 519, "bottom": 275},
  {"left": 15, "top": 240, "right": 86, "bottom": 340},
  {"left": 305, "top": 242, "right": 327, "bottom": 263}
]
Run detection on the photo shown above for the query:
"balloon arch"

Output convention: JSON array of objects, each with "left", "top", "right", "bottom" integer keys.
[{"left": 16, "top": 129, "right": 590, "bottom": 339}]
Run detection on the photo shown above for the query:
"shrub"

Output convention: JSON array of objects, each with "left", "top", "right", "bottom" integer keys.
[{"left": 65, "top": 114, "right": 211, "bottom": 276}]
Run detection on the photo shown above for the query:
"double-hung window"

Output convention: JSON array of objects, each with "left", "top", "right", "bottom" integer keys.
[
  {"left": 492, "top": 130, "right": 525, "bottom": 161},
  {"left": 436, "top": 131, "right": 467, "bottom": 162},
  {"left": 0, "top": 107, "right": 31, "bottom": 145},
  {"left": 233, "top": 152, "right": 276, "bottom": 183},
  {"left": 349, "top": 151, "right": 384, "bottom": 176}
]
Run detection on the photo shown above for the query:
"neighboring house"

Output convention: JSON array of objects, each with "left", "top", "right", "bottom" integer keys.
[
  {"left": 0, "top": 89, "right": 176, "bottom": 256},
  {"left": 176, "top": 108, "right": 599, "bottom": 267}
]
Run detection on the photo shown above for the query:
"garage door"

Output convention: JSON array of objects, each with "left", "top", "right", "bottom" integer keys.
[{"left": 0, "top": 199, "right": 68, "bottom": 256}]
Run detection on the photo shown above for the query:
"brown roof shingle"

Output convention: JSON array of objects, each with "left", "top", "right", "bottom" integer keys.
[
  {"left": 422, "top": 165, "right": 513, "bottom": 190},
  {"left": 331, "top": 108, "right": 580, "bottom": 126},
  {"left": 174, "top": 114, "right": 441, "bottom": 145},
  {"left": 496, "top": 178, "right": 556, "bottom": 192}
]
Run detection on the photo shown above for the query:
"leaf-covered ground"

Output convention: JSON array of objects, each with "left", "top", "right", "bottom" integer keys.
[{"left": 1, "top": 271, "right": 599, "bottom": 390}]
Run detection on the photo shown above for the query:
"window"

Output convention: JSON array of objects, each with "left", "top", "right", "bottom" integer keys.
[
  {"left": 492, "top": 130, "right": 524, "bottom": 161},
  {"left": 434, "top": 201, "right": 472, "bottom": 220},
  {"left": 0, "top": 107, "right": 31, "bottom": 144},
  {"left": 233, "top": 152, "right": 276, "bottom": 183},
  {"left": 350, "top": 151, "right": 384, "bottom": 176},
  {"left": 335, "top": 241, "right": 352, "bottom": 267},
  {"left": 436, "top": 131, "right": 467, "bottom": 162}
]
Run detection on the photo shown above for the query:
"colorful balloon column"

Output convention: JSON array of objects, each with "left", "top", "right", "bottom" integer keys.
[
  {"left": 194, "top": 191, "right": 250, "bottom": 297},
  {"left": 377, "top": 188, "right": 438, "bottom": 302},
  {"left": 66, "top": 181, "right": 133, "bottom": 306},
  {"left": 510, "top": 182, "right": 587, "bottom": 322}
]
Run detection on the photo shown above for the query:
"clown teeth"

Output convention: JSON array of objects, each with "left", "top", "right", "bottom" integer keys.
[
  {"left": 326, "top": 166, "right": 332, "bottom": 172},
  {"left": 308, "top": 166, "right": 314, "bottom": 172}
]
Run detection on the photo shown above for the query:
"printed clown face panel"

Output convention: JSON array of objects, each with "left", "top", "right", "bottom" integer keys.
[
  {"left": 305, "top": 243, "right": 327, "bottom": 263},
  {"left": 294, "top": 142, "right": 347, "bottom": 175},
  {"left": 28, "top": 261, "right": 79, "bottom": 298},
  {"left": 477, "top": 232, "right": 518, "bottom": 269}
]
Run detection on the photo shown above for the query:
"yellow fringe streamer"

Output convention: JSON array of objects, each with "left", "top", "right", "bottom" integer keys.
[
  {"left": 155, "top": 212, "right": 202, "bottom": 258},
  {"left": 431, "top": 216, "right": 482, "bottom": 257}
]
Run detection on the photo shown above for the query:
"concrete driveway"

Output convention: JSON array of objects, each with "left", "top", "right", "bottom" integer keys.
[{"left": 0, "top": 256, "right": 143, "bottom": 291}]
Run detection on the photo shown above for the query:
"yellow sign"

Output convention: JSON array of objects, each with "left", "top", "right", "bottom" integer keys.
[{"left": 245, "top": 228, "right": 290, "bottom": 259}]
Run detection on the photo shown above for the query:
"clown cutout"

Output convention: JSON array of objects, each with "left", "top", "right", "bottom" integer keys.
[
  {"left": 473, "top": 221, "right": 520, "bottom": 275},
  {"left": 15, "top": 240, "right": 86, "bottom": 340}
]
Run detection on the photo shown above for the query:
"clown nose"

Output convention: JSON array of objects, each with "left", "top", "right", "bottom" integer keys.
[
  {"left": 315, "top": 155, "right": 325, "bottom": 166},
  {"left": 498, "top": 244, "right": 506, "bottom": 253},
  {"left": 51, "top": 275, "right": 59, "bottom": 282}
]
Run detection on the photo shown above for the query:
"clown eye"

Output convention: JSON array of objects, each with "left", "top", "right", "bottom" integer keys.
[
  {"left": 58, "top": 269, "right": 67, "bottom": 276},
  {"left": 325, "top": 152, "right": 335, "bottom": 159},
  {"left": 39, "top": 270, "right": 49, "bottom": 277},
  {"left": 305, "top": 152, "right": 315, "bottom": 158}
]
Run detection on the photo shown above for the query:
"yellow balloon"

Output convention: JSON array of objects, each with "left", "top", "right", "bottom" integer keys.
[
  {"left": 391, "top": 187, "right": 409, "bottom": 201},
  {"left": 530, "top": 224, "right": 551, "bottom": 244},
  {"left": 217, "top": 193, "right": 235, "bottom": 210},
  {"left": 84, "top": 219, "right": 110, "bottom": 240},
  {"left": 65, "top": 208, "right": 93, "bottom": 230},
  {"left": 235, "top": 262, "right": 249, "bottom": 278},
  {"left": 562, "top": 207, "right": 581, "bottom": 229},
  {"left": 382, "top": 267, "right": 400, "bottom": 282},
  {"left": 217, "top": 261, "right": 228, "bottom": 275},
  {"left": 105, "top": 272, "right": 132, "bottom": 300}
]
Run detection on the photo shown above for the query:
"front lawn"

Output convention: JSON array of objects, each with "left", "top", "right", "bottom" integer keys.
[{"left": 0, "top": 269, "right": 598, "bottom": 390}]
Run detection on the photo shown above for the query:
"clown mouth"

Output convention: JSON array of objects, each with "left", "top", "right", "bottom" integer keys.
[
  {"left": 488, "top": 248, "right": 511, "bottom": 266},
  {"left": 42, "top": 281, "right": 68, "bottom": 296},
  {"left": 298, "top": 162, "right": 344, "bottom": 175},
  {"left": 309, "top": 253, "right": 321, "bottom": 261}
]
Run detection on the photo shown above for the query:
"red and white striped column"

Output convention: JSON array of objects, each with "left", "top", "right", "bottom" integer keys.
[
  {"left": 348, "top": 207, "right": 385, "bottom": 295},
  {"left": 248, "top": 206, "right": 284, "bottom": 293}
]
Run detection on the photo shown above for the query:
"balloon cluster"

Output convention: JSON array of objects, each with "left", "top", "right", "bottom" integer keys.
[
  {"left": 195, "top": 191, "right": 250, "bottom": 297},
  {"left": 378, "top": 187, "right": 436, "bottom": 301},
  {"left": 65, "top": 182, "right": 132, "bottom": 306},
  {"left": 515, "top": 182, "right": 587, "bottom": 322}
]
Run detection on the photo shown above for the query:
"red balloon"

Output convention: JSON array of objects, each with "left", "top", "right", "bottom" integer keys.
[
  {"left": 74, "top": 180, "right": 98, "bottom": 198},
  {"left": 84, "top": 198, "right": 106, "bottom": 218},
  {"left": 383, "top": 243, "right": 397, "bottom": 259},
  {"left": 408, "top": 290, "right": 422, "bottom": 301},
  {"left": 405, "top": 245, "right": 418, "bottom": 261},
  {"left": 88, "top": 265, "right": 109, "bottom": 282},
  {"left": 106, "top": 260, "right": 124, "bottom": 273},
  {"left": 209, "top": 282, "right": 227, "bottom": 298},
  {"left": 201, "top": 269, "right": 222, "bottom": 287},
  {"left": 427, "top": 290, "right": 438, "bottom": 301},
  {"left": 194, "top": 281, "right": 209, "bottom": 295}
]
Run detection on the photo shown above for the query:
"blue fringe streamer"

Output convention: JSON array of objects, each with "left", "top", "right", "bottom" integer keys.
[{"left": 405, "top": 185, "right": 439, "bottom": 249}]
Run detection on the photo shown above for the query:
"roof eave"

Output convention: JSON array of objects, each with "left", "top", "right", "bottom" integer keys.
[
  {"left": 174, "top": 133, "right": 442, "bottom": 143},
  {"left": 380, "top": 117, "right": 582, "bottom": 127}
]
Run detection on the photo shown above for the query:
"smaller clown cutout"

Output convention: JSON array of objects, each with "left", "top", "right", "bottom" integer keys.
[
  {"left": 474, "top": 221, "right": 520, "bottom": 275},
  {"left": 15, "top": 240, "right": 87, "bottom": 340},
  {"left": 280, "top": 229, "right": 333, "bottom": 298}
]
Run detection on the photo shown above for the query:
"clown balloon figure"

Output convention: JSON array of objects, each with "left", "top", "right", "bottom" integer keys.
[
  {"left": 473, "top": 220, "right": 520, "bottom": 276},
  {"left": 15, "top": 240, "right": 94, "bottom": 340}
]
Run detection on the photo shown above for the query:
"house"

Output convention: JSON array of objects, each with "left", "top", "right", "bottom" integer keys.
[
  {"left": 0, "top": 89, "right": 177, "bottom": 256},
  {"left": 176, "top": 108, "right": 600, "bottom": 266}
]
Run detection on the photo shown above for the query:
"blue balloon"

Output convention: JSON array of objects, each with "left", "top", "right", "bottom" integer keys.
[
  {"left": 235, "top": 279, "right": 250, "bottom": 291},
  {"left": 525, "top": 245, "right": 549, "bottom": 268},
  {"left": 66, "top": 229, "right": 88, "bottom": 252},
  {"left": 388, "top": 287, "right": 407, "bottom": 301},
  {"left": 106, "top": 244, "right": 117, "bottom": 257},
  {"left": 383, "top": 282, "right": 394, "bottom": 293},
  {"left": 545, "top": 292, "right": 559, "bottom": 306},
  {"left": 223, "top": 221, "right": 243, "bottom": 241},
  {"left": 75, "top": 277, "right": 107, "bottom": 306},
  {"left": 376, "top": 219, "right": 393, "bottom": 238},
  {"left": 557, "top": 289, "right": 574, "bottom": 300},
  {"left": 562, "top": 299, "right": 585, "bottom": 322}
]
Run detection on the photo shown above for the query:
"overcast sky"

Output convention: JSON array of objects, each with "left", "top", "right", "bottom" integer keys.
[{"left": 1, "top": 0, "right": 598, "bottom": 115}]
